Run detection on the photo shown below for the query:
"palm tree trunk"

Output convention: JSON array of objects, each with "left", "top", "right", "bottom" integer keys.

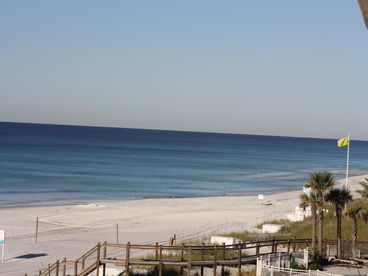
[
  {"left": 318, "top": 206, "right": 324, "bottom": 261},
  {"left": 311, "top": 205, "right": 317, "bottom": 258},
  {"left": 336, "top": 206, "right": 342, "bottom": 259},
  {"left": 352, "top": 217, "right": 358, "bottom": 258}
]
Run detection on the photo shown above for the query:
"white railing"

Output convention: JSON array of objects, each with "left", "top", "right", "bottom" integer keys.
[{"left": 256, "top": 258, "right": 343, "bottom": 276}]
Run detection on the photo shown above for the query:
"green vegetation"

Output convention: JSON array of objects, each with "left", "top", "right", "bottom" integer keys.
[
  {"left": 224, "top": 201, "right": 368, "bottom": 242},
  {"left": 308, "top": 263, "right": 323, "bottom": 271},
  {"left": 299, "top": 192, "right": 318, "bottom": 255},
  {"left": 304, "top": 171, "right": 335, "bottom": 260},
  {"left": 325, "top": 187, "right": 352, "bottom": 258},
  {"left": 127, "top": 172, "right": 368, "bottom": 276},
  {"left": 358, "top": 178, "right": 368, "bottom": 199},
  {"left": 345, "top": 201, "right": 367, "bottom": 258}
]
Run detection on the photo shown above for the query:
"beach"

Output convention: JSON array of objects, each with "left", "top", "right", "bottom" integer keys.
[{"left": 0, "top": 174, "right": 366, "bottom": 275}]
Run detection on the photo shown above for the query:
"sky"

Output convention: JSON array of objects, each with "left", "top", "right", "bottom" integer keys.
[{"left": 1, "top": 1, "right": 367, "bottom": 140}]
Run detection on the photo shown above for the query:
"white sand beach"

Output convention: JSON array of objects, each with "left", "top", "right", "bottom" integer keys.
[{"left": 0, "top": 174, "right": 366, "bottom": 276}]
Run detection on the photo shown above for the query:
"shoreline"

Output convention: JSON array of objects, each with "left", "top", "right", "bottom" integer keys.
[
  {"left": 0, "top": 174, "right": 366, "bottom": 275},
  {"left": 2, "top": 171, "right": 367, "bottom": 209}
]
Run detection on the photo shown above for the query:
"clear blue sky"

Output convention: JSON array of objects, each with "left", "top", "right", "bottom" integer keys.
[{"left": 1, "top": 1, "right": 367, "bottom": 139}]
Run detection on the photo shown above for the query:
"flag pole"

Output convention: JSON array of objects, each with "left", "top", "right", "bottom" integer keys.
[{"left": 345, "top": 133, "right": 350, "bottom": 189}]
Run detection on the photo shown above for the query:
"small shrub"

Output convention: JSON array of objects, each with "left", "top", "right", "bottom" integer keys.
[
  {"left": 308, "top": 263, "right": 323, "bottom": 271},
  {"left": 290, "top": 257, "right": 300, "bottom": 269}
]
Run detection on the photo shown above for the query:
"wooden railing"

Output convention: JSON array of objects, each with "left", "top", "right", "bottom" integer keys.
[{"left": 36, "top": 238, "right": 368, "bottom": 276}]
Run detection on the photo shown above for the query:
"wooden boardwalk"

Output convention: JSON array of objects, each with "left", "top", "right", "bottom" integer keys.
[{"left": 36, "top": 238, "right": 368, "bottom": 276}]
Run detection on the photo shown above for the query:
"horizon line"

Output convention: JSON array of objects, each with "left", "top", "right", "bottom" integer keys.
[{"left": 0, "top": 120, "right": 364, "bottom": 142}]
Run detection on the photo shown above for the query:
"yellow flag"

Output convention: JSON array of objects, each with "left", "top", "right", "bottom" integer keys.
[{"left": 337, "top": 136, "right": 349, "bottom": 147}]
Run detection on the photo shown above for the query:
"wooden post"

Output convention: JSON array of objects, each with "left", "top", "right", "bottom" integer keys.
[
  {"left": 82, "top": 258, "right": 85, "bottom": 270},
  {"left": 155, "top": 242, "right": 159, "bottom": 276},
  {"left": 74, "top": 260, "right": 78, "bottom": 276},
  {"left": 287, "top": 239, "right": 291, "bottom": 253},
  {"left": 180, "top": 243, "right": 185, "bottom": 275},
  {"left": 103, "top": 242, "right": 107, "bottom": 276},
  {"left": 35, "top": 217, "right": 39, "bottom": 243},
  {"left": 271, "top": 238, "right": 275, "bottom": 253},
  {"left": 293, "top": 237, "right": 296, "bottom": 252},
  {"left": 238, "top": 243, "right": 242, "bottom": 276},
  {"left": 201, "top": 243, "right": 205, "bottom": 276},
  {"left": 221, "top": 243, "right": 225, "bottom": 276},
  {"left": 96, "top": 242, "right": 101, "bottom": 276},
  {"left": 48, "top": 264, "right": 51, "bottom": 276},
  {"left": 56, "top": 260, "right": 59, "bottom": 276},
  {"left": 188, "top": 246, "right": 192, "bottom": 276},
  {"left": 256, "top": 240, "right": 260, "bottom": 257},
  {"left": 125, "top": 242, "right": 130, "bottom": 276},
  {"left": 62, "top": 257, "right": 66, "bottom": 276},
  {"left": 116, "top": 224, "right": 119, "bottom": 244},
  {"left": 159, "top": 245, "right": 163, "bottom": 276},
  {"left": 213, "top": 245, "right": 217, "bottom": 276},
  {"left": 155, "top": 242, "right": 159, "bottom": 260},
  {"left": 274, "top": 239, "right": 277, "bottom": 253}
]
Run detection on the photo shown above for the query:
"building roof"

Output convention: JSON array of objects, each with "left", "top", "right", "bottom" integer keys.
[{"left": 358, "top": 0, "right": 368, "bottom": 29}]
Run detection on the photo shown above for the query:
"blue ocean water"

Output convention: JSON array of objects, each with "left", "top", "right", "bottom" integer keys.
[{"left": 0, "top": 122, "right": 367, "bottom": 207}]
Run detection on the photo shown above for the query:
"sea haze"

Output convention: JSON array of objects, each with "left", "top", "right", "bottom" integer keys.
[{"left": 0, "top": 122, "right": 367, "bottom": 207}]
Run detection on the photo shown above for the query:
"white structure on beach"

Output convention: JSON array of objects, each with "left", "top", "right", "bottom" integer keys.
[
  {"left": 262, "top": 224, "right": 283, "bottom": 233},
  {"left": 210, "top": 236, "right": 240, "bottom": 245},
  {"left": 286, "top": 206, "right": 312, "bottom": 222}
]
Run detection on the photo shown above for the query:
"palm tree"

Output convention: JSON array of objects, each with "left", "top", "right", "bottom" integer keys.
[
  {"left": 345, "top": 206, "right": 365, "bottom": 258},
  {"left": 325, "top": 187, "right": 352, "bottom": 259},
  {"left": 357, "top": 178, "right": 368, "bottom": 199},
  {"left": 304, "top": 171, "right": 335, "bottom": 259},
  {"left": 300, "top": 192, "right": 318, "bottom": 259}
]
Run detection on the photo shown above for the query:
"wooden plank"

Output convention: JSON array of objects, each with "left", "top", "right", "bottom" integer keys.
[
  {"left": 188, "top": 246, "right": 192, "bottom": 276},
  {"left": 35, "top": 217, "right": 39, "bottom": 243},
  {"left": 103, "top": 241, "right": 107, "bottom": 276},
  {"left": 76, "top": 245, "right": 99, "bottom": 262},
  {"left": 125, "top": 242, "right": 130, "bottom": 276},
  {"left": 201, "top": 243, "right": 204, "bottom": 276},
  {"left": 213, "top": 245, "right": 217, "bottom": 276},
  {"left": 238, "top": 243, "right": 242, "bottom": 276},
  {"left": 62, "top": 258, "right": 66, "bottom": 276},
  {"left": 221, "top": 243, "right": 225, "bottom": 276},
  {"left": 159, "top": 245, "right": 163, "bottom": 276},
  {"left": 96, "top": 243, "right": 101, "bottom": 276},
  {"left": 180, "top": 243, "right": 184, "bottom": 275}
]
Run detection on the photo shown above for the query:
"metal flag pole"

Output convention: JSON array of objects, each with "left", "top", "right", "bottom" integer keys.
[{"left": 345, "top": 133, "right": 350, "bottom": 188}]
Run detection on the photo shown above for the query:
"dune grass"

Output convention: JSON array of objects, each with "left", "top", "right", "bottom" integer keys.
[{"left": 223, "top": 200, "right": 368, "bottom": 242}]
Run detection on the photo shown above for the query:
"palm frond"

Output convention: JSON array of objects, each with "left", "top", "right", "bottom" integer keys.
[{"left": 357, "top": 178, "right": 368, "bottom": 199}]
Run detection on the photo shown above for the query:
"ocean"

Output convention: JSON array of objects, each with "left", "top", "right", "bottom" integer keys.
[{"left": 0, "top": 122, "right": 367, "bottom": 207}]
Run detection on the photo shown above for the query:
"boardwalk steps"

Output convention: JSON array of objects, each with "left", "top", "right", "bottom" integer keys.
[{"left": 36, "top": 238, "right": 368, "bottom": 276}]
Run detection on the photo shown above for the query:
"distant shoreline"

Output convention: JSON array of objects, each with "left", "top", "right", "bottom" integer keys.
[{"left": 1, "top": 173, "right": 364, "bottom": 209}]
